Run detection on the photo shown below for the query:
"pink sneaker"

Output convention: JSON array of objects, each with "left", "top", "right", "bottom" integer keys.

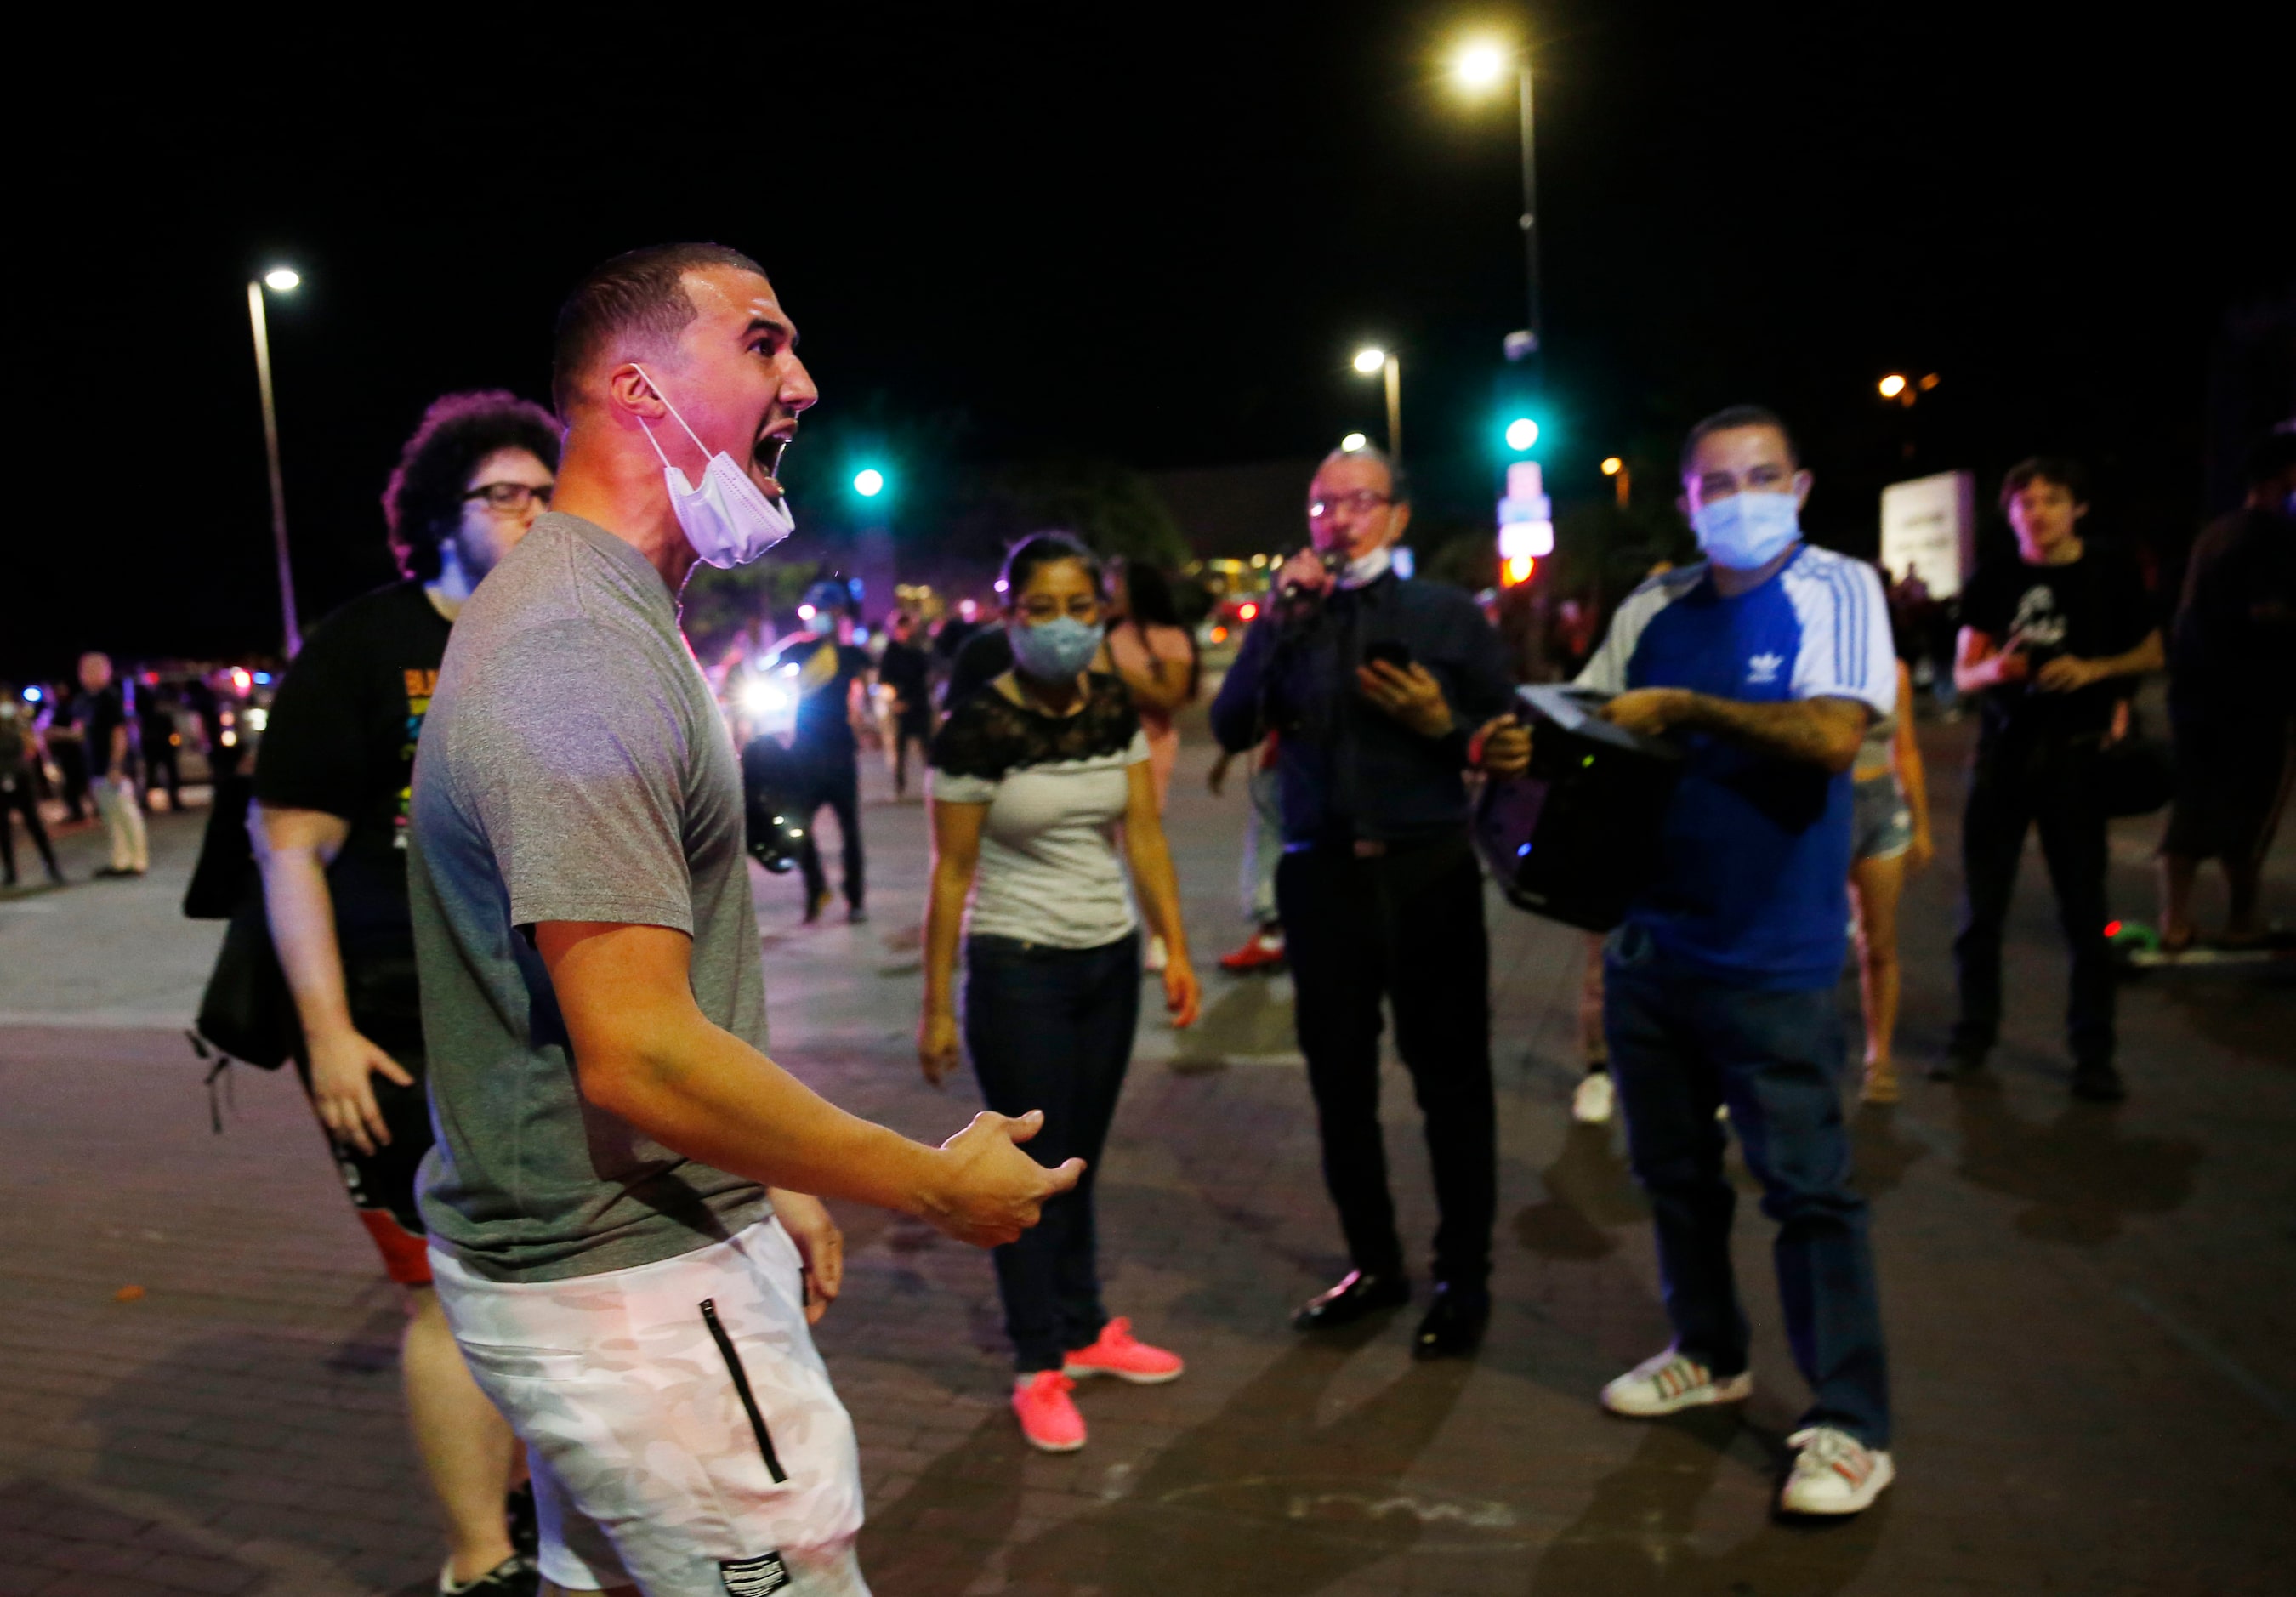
[
  {"left": 1013, "top": 1371, "right": 1086, "bottom": 1452},
  {"left": 1062, "top": 1317, "right": 1185, "bottom": 1384}
]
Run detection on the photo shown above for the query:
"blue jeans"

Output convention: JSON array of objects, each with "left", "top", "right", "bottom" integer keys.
[
  {"left": 963, "top": 931, "right": 1141, "bottom": 1373},
  {"left": 1604, "top": 923, "right": 1891, "bottom": 1447}
]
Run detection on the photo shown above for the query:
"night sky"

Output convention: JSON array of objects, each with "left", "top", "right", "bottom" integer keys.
[{"left": 14, "top": 0, "right": 2287, "bottom": 677}]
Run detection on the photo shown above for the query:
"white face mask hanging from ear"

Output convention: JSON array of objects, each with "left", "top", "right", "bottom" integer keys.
[{"left": 629, "top": 364, "right": 795, "bottom": 568}]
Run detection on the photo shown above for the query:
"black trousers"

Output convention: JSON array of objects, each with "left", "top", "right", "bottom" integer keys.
[
  {"left": 891, "top": 711, "right": 932, "bottom": 798},
  {"left": 53, "top": 742, "right": 89, "bottom": 821},
  {"left": 1952, "top": 741, "right": 2115, "bottom": 1065},
  {"left": 964, "top": 932, "right": 1139, "bottom": 1370},
  {"left": 1276, "top": 837, "right": 1496, "bottom": 1287},
  {"left": 1, "top": 776, "right": 59, "bottom": 880},
  {"left": 795, "top": 756, "right": 864, "bottom": 909}
]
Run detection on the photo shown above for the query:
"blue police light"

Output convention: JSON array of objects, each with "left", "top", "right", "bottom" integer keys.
[
  {"left": 253, "top": 672, "right": 273, "bottom": 685},
  {"left": 21, "top": 685, "right": 40, "bottom": 702},
  {"left": 1504, "top": 418, "right": 1540, "bottom": 452},
  {"left": 852, "top": 468, "right": 885, "bottom": 498}
]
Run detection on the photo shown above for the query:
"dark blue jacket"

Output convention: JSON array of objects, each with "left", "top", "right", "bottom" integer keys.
[{"left": 1210, "top": 572, "right": 1515, "bottom": 846}]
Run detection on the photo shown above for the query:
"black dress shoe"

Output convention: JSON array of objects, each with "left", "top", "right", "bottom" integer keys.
[
  {"left": 1292, "top": 1270, "right": 1409, "bottom": 1332},
  {"left": 1412, "top": 1282, "right": 1491, "bottom": 1361}
]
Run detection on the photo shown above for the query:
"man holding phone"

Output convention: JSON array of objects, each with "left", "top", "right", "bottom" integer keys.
[
  {"left": 1947, "top": 458, "right": 2161, "bottom": 1100},
  {"left": 1210, "top": 441, "right": 1522, "bottom": 1359}
]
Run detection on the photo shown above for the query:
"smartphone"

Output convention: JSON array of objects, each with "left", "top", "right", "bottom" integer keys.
[{"left": 1363, "top": 639, "right": 1414, "bottom": 671}]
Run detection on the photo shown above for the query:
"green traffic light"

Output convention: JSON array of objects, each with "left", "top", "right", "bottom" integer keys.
[{"left": 852, "top": 468, "right": 886, "bottom": 497}]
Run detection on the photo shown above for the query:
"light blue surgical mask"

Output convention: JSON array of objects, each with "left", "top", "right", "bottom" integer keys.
[
  {"left": 1008, "top": 616, "right": 1104, "bottom": 683},
  {"left": 1691, "top": 491, "right": 1802, "bottom": 571}
]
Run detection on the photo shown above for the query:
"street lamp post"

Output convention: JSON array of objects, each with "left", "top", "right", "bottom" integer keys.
[
  {"left": 1353, "top": 346, "right": 1401, "bottom": 458},
  {"left": 247, "top": 268, "right": 303, "bottom": 656},
  {"left": 1455, "top": 40, "right": 1542, "bottom": 387}
]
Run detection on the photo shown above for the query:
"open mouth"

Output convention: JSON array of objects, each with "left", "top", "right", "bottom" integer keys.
[{"left": 753, "top": 428, "right": 793, "bottom": 486}]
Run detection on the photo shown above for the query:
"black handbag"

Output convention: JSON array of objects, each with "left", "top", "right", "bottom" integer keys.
[
  {"left": 185, "top": 775, "right": 300, "bottom": 1078},
  {"left": 182, "top": 770, "right": 255, "bottom": 920},
  {"left": 191, "top": 880, "right": 302, "bottom": 1072}
]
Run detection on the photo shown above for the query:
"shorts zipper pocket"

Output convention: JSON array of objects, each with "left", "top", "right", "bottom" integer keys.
[{"left": 700, "top": 1298, "right": 788, "bottom": 1484}]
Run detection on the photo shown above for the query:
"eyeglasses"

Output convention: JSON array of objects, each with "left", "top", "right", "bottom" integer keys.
[
  {"left": 463, "top": 481, "right": 554, "bottom": 513},
  {"left": 1308, "top": 490, "right": 1392, "bottom": 520}
]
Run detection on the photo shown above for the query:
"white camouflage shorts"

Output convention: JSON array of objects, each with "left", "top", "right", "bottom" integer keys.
[{"left": 431, "top": 1219, "right": 868, "bottom": 1596}]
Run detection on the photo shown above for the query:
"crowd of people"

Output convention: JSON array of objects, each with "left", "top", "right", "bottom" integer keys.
[{"left": 8, "top": 237, "right": 2290, "bottom": 1597}]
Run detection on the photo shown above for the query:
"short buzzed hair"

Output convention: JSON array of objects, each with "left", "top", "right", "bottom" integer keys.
[
  {"left": 1680, "top": 404, "right": 1799, "bottom": 477},
  {"left": 1316, "top": 439, "right": 1412, "bottom": 505},
  {"left": 552, "top": 242, "right": 767, "bottom": 416}
]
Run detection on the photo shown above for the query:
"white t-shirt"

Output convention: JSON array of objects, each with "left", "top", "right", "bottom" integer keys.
[{"left": 927, "top": 674, "right": 1150, "bottom": 949}]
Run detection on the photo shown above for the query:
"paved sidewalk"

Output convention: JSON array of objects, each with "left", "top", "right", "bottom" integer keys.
[{"left": 3, "top": 715, "right": 2292, "bottom": 1594}]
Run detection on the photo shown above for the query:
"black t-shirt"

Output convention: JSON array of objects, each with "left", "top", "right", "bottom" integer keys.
[
  {"left": 878, "top": 639, "right": 932, "bottom": 722},
  {"left": 1959, "top": 543, "right": 2152, "bottom": 748},
  {"left": 770, "top": 634, "right": 872, "bottom": 761},
  {"left": 254, "top": 581, "right": 452, "bottom": 969},
  {"left": 75, "top": 687, "right": 135, "bottom": 773}
]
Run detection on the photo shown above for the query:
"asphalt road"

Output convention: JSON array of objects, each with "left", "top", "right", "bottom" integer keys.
[{"left": 2, "top": 709, "right": 2291, "bottom": 1595}]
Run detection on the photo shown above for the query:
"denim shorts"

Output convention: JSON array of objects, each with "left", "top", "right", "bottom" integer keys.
[{"left": 1851, "top": 771, "right": 1912, "bottom": 862}]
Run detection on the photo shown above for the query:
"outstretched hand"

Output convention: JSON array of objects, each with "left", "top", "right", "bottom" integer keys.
[{"left": 926, "top": 1110, "right": 1085, "bottom": 1248}]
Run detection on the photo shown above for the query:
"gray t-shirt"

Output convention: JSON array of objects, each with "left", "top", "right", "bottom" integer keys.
[{"left": 409, "top": 512, "right": 771, "bottom": 1283}]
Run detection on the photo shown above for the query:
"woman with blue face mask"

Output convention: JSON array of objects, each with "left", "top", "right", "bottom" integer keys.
[{"left": 918, "top": 532, "right": 1202, "bottom": 1454}]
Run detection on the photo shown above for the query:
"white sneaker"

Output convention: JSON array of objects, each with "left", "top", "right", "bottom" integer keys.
[
  {"left": 1571, "top": 1071, "right": 1615, "bottom": 1124},
  {"left": 1778, "top": 1426, "right": 1895, "bottom": 1515},
  {"left": 1600, "top": 1348, "right": 1753, "bottom": 1418}
]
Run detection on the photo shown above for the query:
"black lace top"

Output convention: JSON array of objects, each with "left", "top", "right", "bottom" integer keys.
[{"left": 929, "top": 673, "right": 1142, "bottom": 782}]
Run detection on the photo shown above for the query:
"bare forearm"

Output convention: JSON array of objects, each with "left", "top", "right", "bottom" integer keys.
[
  {"left": 922, "top": 857, "right": 972, "bottom": 1015},
  {"left": 1123, "top": 827, "right": 1191, "bottom": 962},
  {"left": 1673, "top": 692, "right": 1862, "bottom": 773},
  {"left": 258, "top": 850, "right": 356, "bottom": 1040},
  {"left": 589, "top": 1011, "right": 942, "bottom": 1215},
  {"left": 2091, "top": 630, "right": 2164, "bottom": 681}
]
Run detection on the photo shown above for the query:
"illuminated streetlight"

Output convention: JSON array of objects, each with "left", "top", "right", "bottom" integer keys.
[
  {"left": 247, "top": 267, "right": 304, "bottom": 655},
  {"left": 1454, "top": 40, "right": 1508, "bottom": 90},
  {"left": 1350, "top": 348, "right": 1402, "bottom": 458},
  {"left": 852, "top": 467, "right": 885, "bottom": 497},
  {"left": 1601, "top": 456, "right": 1631, "bottom": 509},
  {"left": 1340, "top": 430, "right": 1368, "bottom": 452},
  {"left": 1878, "top": 373, "right": 1907, "bottom": 399},
  {"left": 1448, "top": 35, "right": 1543, "bottom": 378}
]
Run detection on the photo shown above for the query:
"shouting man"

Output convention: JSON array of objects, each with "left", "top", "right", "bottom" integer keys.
[{"left": 409, "top": 243, "right": 1077, "bottom": 1597}]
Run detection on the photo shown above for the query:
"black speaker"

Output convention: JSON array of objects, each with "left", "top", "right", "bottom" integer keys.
[{"left": 1475, "top": 685, "right": 1686, "bottom": 932}]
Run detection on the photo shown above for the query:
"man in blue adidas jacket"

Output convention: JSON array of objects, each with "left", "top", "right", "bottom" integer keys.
[{"left": 1573, "top": 406, "right": 1898, "bottom": 1517}]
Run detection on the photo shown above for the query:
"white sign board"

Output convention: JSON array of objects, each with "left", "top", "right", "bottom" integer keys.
[{"left": 1879, "top": 470, "right": 1975, "bottom": 598}]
